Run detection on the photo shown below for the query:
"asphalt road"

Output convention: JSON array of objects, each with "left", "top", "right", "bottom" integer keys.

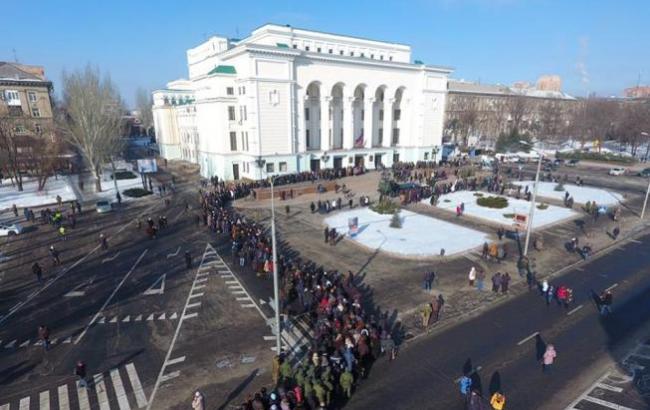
[{"left": 345, "top": 232, "right": 650, "bottom": 410}]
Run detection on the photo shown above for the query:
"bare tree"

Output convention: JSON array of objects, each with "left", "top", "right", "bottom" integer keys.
[
  {"left": 616, "top": 102, "right": 650, "bottom": 156},
  {"left": 0, "top": 116, "right": 27, "bottom": 191},
  {"left": 59, "top": 65, "right": 123, "bottom": 192},
  {"left": 504, "top": 95, "right": 530, "bottom": 135},
  {"left": 538, "top": 101, "right": 564, "bottom": 141},
  {"left": 135, "top": 88, "right": 153, "bottom": 136},
  {"left": 570, "top": 97, "right": 618, "bottom": 149}
]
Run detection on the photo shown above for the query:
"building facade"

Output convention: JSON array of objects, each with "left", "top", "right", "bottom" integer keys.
[
  {"left": 445, "top": 79, "right": 578, "bottom": 148},
  {"left": 0, "top": 62, "right": 54, "bottom": 139},
  {"left": 153, "top": 24, "right": 451, "bottom": 180}
]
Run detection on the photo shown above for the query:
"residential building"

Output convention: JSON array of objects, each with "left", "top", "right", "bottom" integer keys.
[
  {"left": 153, "top": 24, "right": 452, "bottom": 180},
  {"left": 0, "top": 62, "right": 54, "bottom": 140},
  {"left": 624, "top": 86, "right": 650, "bottom": 99}
]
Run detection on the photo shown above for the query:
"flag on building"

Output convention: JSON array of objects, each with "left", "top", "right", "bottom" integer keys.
[{"left": 354, "top": 129, "right": 364, "bottom": 148}]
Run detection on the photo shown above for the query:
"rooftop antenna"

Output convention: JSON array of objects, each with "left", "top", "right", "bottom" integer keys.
[{"left": 12, "top": 48, "right": 18, "bottom": 63}]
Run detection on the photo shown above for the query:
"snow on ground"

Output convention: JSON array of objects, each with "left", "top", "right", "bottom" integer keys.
[
  {"left": 512, "top": 181, "right": 623, "bottom": 206},
  {"left": 91, "top": 172, "right": 146, "bottom": 203},
  {"left": 428, "top": 190, "right": 577, "bottom": 229},
  {"left": 0, "top": 177, "right": 75, "bottom": 212},
  {"left": 324, "top": 208, "right": 490, "bottom": 257}
]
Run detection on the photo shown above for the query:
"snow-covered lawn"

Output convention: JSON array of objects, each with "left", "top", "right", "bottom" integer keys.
[
  {"left": 0, "top": 177, "right": 75, "bottom": 212},
  {"left": 324, "top": 208, "right": 490, "bottom": 257},
  {"left": 428, "top": 190, "right": 577, "bottom": 229},
  {"left": 92, "top": 172, "right": 147, "bottom": 203},
  {"left": 512, "top": 181, "right": 623, "bottom": 206}
]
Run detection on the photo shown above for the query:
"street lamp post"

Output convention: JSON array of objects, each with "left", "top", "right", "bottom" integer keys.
[
  {"left": 522, "top": 142, "right": 543, "bottom": 257},
  {"left": 641, "top": 132, "right": 650, "bottom": 219},
  {"left": 270, "top": 177, "right": 282, "bottom": 355}
]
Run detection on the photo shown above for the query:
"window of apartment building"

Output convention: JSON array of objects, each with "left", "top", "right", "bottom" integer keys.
[
  {"left": 371, "top": 54, "right": 375, "bottom": 59},
  {"left": 304, "top": 107, "right": 310, "bottom": 121},
  {"left": 328, "top": 49, "right": 333, "bottom": 54},
  {"left": 306, "top": 130, "right": 310, "bottom": 147},
  {"left": 15, "top": 124, "right": 26, "bottom": 133},
  {"left": 242, "top": 86, "right": 245, "bottom": 94},
  {"left": 339, "top": 50, "right": 344, "bottom": 55},
  {"left": 28, "top": 91, "right": 37, "bottom": 102},
  {"left": 242, "top": 131, "right": 249, "bottom": 151},
  {"left": 3, "top": 90, "right": 20, "bottom": 106},
  {"left": 229, "top": 131, "right": 237, "bottom": 151},
  {"left": 317, "top": 47, "right": 321, "bottom": 53},
  {"left": 266, "top": 163, "right": 275, "bottom": 173},
  {"left": 239, "top": 106, "right": 247, "bottom": 121},
  {"left": 305, "top": 46, "right": 310, "bottom": 51},
  {"left": 35, "top": 123, "right": 42, "bottom": 134},
  {"left": 380, "top": 55, "right": 384, "bottom": 60},
  {"left": 394, "top": 109, "right": 401, "bottom": 120},
  {"left": 361, "top": 109, "right": 364, "bottom": 121},
  {"left": 378, "top": 129, "right": 383, "bottom": 144},
  {"left": 226, "top": 87, "right": 234, "bottom": 96},
  {"left": 360, "top": 53, "right": 365, "bottom": 58},
  {"left": 389, "top": 56, "right": 393, "bottom": 61},
  {"left": 424, "top": 152, "right": 429, "bottom": 160},
  {"left": 392, "top": 128, "right": 400, "bottom": 144},
  {"left": 31, "top": 107, "right": 41, "bottom": 117},
  {"left": 292, "top": 44, "right": 297, "bottom": 49},
  {"left": 379, "top": 110, "right": 384, "bottom": 121},
  {"left": 228, "top": 106, "right": 236, "bottom": 121},
  {"left": 279, "top": 162, "right": 287, "bottom": 172},
  {"left": 350, "top": 51, "right": 354, "bottom": 56}
]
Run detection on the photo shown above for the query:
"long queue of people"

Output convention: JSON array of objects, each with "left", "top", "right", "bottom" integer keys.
[{"left": 198, "top": 183, "right": 396, "bottom": 409}]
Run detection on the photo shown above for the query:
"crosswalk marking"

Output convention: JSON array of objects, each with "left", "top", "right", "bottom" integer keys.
[
  {"left": 123, "top": 315, "right": 131, "bottom": 322},
  {"left": 111, "top": 368, "right": 132, "bottom": 410},
  {"left": 193, "top": 284, "right": 207, "bottom": 290},
  {"left": 125, "top": 362, "right": 148, "bottom": 408},
  {"left": 189, "top": 292, "right": 204, "bottom": 298},
  {"left": 19, "top": 340, "right": 30, "bottom": 348},
  {"left": 4, "top": 339, "right": 16, "bottom": 348},
  {"left": 18, "top": 397, "right": 29, "bottom": 410},
  {"left": 99, "top": 316, "right": 106, "bottom": 324},
  {"left": 58, "top": 385, "right": 70, "bottom": 410},
  {"left": 187, "top": 302, "right": 201, "bottom": 309},
  {"left": 135, "top": 314, "right": 142, "bottom": 321},
  {"left": 581, "top": 395, "right": 636, "bottom": 410},
  {"left": 94, "top": 373, "right": 111, "bottom": 410},
  {"left": 169, "top": 312, "right": 178, "bottom": 320},
  {"left": 63, "top": 336, "right": 72, "bottom": 344},
  {"left": 160, "top": 370, "right": 180, "bottom": 383},
  {"left": 77, "top": 384, "right": 91, "bottom": 410},
  {"left": 110, "top": 316, "right": 118, "bottom": 323},
  {"left": 158, "top": 313, "right": 166, "bottom": 320},
  {"left": 147, "top": 313, "right": 154, "bottom": 321},
  {"left": 39, "top": 391, "right": 50, "bottom": 410},
  {"left": 242, "top": 304, "right": 256, "bottom": 308},
  {"left": 225, "top": 280, "right": 239, "bottom": 284},
  {"left": 183, "top": 312, "right": 198, "bottom": 319}
]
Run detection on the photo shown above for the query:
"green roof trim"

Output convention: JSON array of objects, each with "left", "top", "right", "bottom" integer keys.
[
  {"left": 276, "top": 42, "right": 289, "bottom": 48},
  {"left": 208, "top": 65, "right": 237, "bottom": 75},
  {"left": 414, "top": 60, "right": 424, "bottom": 65}
]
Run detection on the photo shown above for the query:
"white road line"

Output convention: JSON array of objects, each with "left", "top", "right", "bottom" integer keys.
[
  {"left": 0, "top": 404, "right": 8, "bottom": 410},
  {"left": 4, "top": 339, "right": 16, "bottom": 348},
  {"left": 166, "top": 246, "right": 181, "bottom": 259},
  {"left": 160, "top": 371, "right": 180, "bottom": 383},
  {"left": 264, "top": 336, "right": 276, "bottom": 340},
  {"left": 630, "top": 239, "right": 642, "bottom": 244},
  {"left": 158, "top": 313, "right": 166, "bottom": 320},
  {"left": 564, "top": 372, "right": 612, "bottom": 410},
  {"left": 123, "top": 315, "right": 131, "bottom": 322},
  {"left": 135, "top": 314, "right": 142, "bottom": 322},
  {"left": 605, "top": 283, "right": 619, "bottom": 291},
  {"left": 193, "top": 284, "right": 207, "bottom": 290},
  {"left": 165, "top": 356, "right": 186, "bottom": 366},
  {"left": 62, "top": 336, "right": 71, "bottom": 344},
  {"left": 19, "top": 340, "right": 29, "bottom": 348},
  {"left": 77, "top": 384, "right": 91, "bottom": 410},
  {"left": 98, "top": 317, "right": 106, "bottom": 324},
  {"left": 18, "top": 397, "right": 29, "bottom": 410},
  {"left": 595, "top": 382, "right": 623, "bottom": 393},
  {"left": 102, "top": 251, "right": 121, "bottom": 263},
  {"left": 143, "top": 274, "right": 166, "bottom": 295},
  {"left": 39, "top": 391, "right": 50, "bottom": 410},
  {"left": 75, "top": 249, "right": 148, "bottom": 344},
  {"left": 187, "top": 302, "right": 201, "bottom": 309},
  {"left": 195, "top": 277, "right": 208, "bottom": 283},
  {"left": 630, "top": 352, "right": 650, "bottom": 360},
  {"left": 58, "top": 385, "right": 70, "bottom": 410},
  {"left": 581, "top": 395, "right": 636, "bottom": 410},
  {"left": 147, "top": 243, "right": 214, "bottom": 410},
  {"left": 111, "top": 368, "right": 131, "bottom": 410},
  {"left": 454, "top": 366, "right": 483, "bottom": 383},
  {"left": 231, "top": 290, "right": 247, "bottom": 294},
  {"left": 94, "top": 373, "right": 111, "bottom": 410},
  {"left": 183, "top": 312, "right": 198, "bottom": 319},
  {"left": 236, "top": 297, "right": 251, "bottom": 301},
  {"left": 189, "top": 292, "right": 204, "bottom": 299},
  {"left": 169, "top": 312, "right": 178, "bottom": 320},
  {"left": 567, "top": 305, "right": 584, "bottom": 316},
  {"left": 110, "top": 316, "right": 118, "bottom": 323},
  {"left": 228, "top": 285, "right": 243, "bottom": 290},
  {"left": 147, "top": 314, "right": 154, "bottom": 321},
  {"left": 242, "top": 304, "right": 256, "bottom": 308},
  {"left": 125, "top": 362, "right": 148, "bottom": 408},
  {"left": 225, "top": 280, "right": 239, "bottom": 284},
  {"left": 517, "top": 331, "right": 539, "bottom": 346}
]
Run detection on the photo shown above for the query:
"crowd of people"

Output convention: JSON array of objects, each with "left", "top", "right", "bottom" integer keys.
[{"left": 197, "top": 174, "right": 397, "bottom": 410}]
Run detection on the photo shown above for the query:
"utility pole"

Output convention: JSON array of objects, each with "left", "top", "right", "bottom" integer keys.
[
  {"left": 270, "top": 177, "right": 282, "bottom": 355},
  {"left": 523, "top": 142, "right": 543, "bottom": 257}
]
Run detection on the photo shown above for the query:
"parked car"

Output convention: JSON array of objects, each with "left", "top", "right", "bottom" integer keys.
[
  {"left": 609, "top": 167, "right": 627, "bottom": 176},
  {"left": 553, "top": 158, "right": 565, "bottom": 166},
  {"left": 637, "top": 168, "right": 650, "bottom": 177},
  {"left": 566, "top": 159, "right": 580, "bottom": 167},
  {"left": 0, "top": 223, "right": 23, "bottom": 236},
  {"left": 95, "top": 200, "right": 112, "bottom": 213}
]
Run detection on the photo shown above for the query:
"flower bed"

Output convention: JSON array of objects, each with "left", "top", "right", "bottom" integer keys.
[{"left": 477, "top": 196, "right": 508, "bottom": 209}]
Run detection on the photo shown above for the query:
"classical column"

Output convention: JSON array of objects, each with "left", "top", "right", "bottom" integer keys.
[
  {"left": 382, "top": 97, "right": 394, "bottom": 148},
  {"left": 296, "top": 93, "right": 307, "bottom": 153},
  {"left": 343, "top": 96, "right": 354, "bottom": 149},
  {"left": 363, "top": 97, "right": 374, "bottom": 149},
  {"left": 320, "top": 96, "right": 331, "bottom": 151}
]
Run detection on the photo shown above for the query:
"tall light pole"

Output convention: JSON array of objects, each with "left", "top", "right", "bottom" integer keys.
[
  {"left": 521, "top": 141, "right": 543, "bottom": 257},
  {"left": 270, "top": 177, "right": 282, "bottom": 355}
]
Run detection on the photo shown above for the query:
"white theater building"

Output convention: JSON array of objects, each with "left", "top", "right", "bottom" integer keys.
[{"left": 153, "top": 24, "right": 452, "bottom": 180}]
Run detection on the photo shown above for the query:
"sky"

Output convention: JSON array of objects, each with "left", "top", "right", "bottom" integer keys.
[{"left": 3, "top": 0, "right": 648, "bottom": 107}]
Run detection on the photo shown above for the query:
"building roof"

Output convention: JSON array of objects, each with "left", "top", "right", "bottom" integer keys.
[
  {"left": 448, "top": 79, "right": 576, "bottom": 100},
  {"left": 207, "top": 65, "right": 237, "bottom": 75},
  {"left": 0, "top": 62, "right": 46, "bottom": 82}
]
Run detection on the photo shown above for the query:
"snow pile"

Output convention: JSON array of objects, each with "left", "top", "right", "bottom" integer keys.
[
  {"left": 324, "top": 208, "right": 489, "bottom": 257},
  {"left": 429, "top": 191, "right": 577, "bottom": 228},
  {"left": 512, "top": 181, "right": 623, "bottom": 206},
  {"left": 0, "top": 177, "right": 76, "bottom": 211}
]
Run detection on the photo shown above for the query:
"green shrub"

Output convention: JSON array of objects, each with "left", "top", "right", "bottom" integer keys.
[
  {"left": 557, "top": 151, "right": 636, "bottom": 164},
  {"left": 477, "top": 196, "right": 509, "bottom": 209},
  {"left": 111, "top": 171, "right": 137, "bottom": 180},
  {"left": 503, "top": 213, "right": 515, "bottom": 219},
  {"left": 371, "top": 198, "right": 400, "bottom": 215},
  {"left": 122, "top": 188, "right": 152, "bottom": 198},
  {"left": 473, "top": 192, "right": 484, "bottom": 197},
  {"left": 443, "top": 199, "right": 451, "bottom": 203},
  {"left": 537, "top": 203, "right": 549, "bottom": 210}
]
